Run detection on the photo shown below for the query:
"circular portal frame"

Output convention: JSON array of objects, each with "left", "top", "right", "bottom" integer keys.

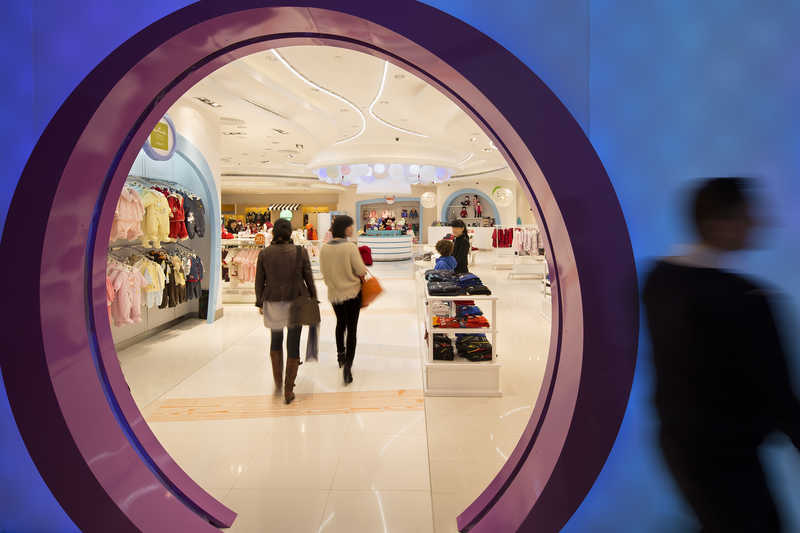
[{"left": 0, "top": 2, "right": 638, "bottom": 532}]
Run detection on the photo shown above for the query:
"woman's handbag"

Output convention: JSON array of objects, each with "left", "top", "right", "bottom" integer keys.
[
  {"left": 289, "top": 246, "right": 321, "bottom": 325},
  {"left": 361, "top": 270, "right": 383, "bottom": 308}
]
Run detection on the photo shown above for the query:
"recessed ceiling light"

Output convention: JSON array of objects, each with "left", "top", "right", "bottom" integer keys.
[
  {"left": 295, "top": 144, "right": 304, "bottom": 151},
  {"left": 287, "top": 154, "right": 295, "bottom": 159},
  {"left": 470, "top": 136, "right": 478, "bottom": 143},
  {"left": 482, "top": 147, "right": 492, "bottom": 152},
  {"left": 393, "top": 74, "right": 405, "bottom": 79},
  {"left": 379, "top": 100, "right": 389, "bottom": 105},
  {"left": 272, "top": 128, "right": 289, "bottom": 135},
  {"left": 272, "top": 141, "right": 280, "bottom": 145},
  {"left": 260, "top": 160, "right": 270, "bottom": 164}
]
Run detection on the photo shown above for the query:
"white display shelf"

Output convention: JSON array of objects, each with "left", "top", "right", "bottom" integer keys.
[
  {"left": 430, "top": 327, "right": 497, "bottom": 334},
  {"left": 419, "top": 278, "right": 501, "bottom": 397}
]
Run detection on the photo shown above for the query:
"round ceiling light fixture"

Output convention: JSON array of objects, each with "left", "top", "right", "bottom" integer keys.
[
  {"left": 492, "top": 186, "right": 514, "bottom": 207},
  {"left": 314, "top": 163, "right": 452, "bottom": 186},
  {"left": 420, "top": 191, "right": 436, "bottom": 208}
]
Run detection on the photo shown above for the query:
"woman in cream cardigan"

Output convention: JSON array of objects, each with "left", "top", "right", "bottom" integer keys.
[{"left": 319, "top": 215, "right": 367, "bottom": 385}]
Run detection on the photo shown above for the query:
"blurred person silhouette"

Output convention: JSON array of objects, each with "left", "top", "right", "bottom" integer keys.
[{"left": 643, "top": 177, "right": 800, "bottom": 532}]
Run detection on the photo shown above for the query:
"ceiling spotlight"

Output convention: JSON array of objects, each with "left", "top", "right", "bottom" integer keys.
[
  {"left": 272, "top": 141, "right": 280, "bottom": 145},
  {"left": 482, "top": 147, "right": 492, "bottom": 152},
  {"left": 379, "top": 100, "right": 390, "bottom": 105},
  {"left": 393, "top": 74, "right": 405, "bottom": 79},
  {"left": 260, "top": 160, "right": 270, "bottom": 164},
  {"left": 470, "top": 136, "right": 478, "bottom": 143},
  {"left": 195, "top": 96, "right": 221, "bottom": 108},
  {"left": 287, "top": 154, "right": 295, "bottom": 159},
  {"left": 295, "top": 144, "right": 304, "bottom": 151},
  {"left": 272, "top": 128, "right": 289, "bottom": 135}
]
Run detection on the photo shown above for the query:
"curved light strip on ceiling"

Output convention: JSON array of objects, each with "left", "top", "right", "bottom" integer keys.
[
  {"left": 369, "top": 62, "right": 429, "bottom": 138},
  {"left": 270, "top": 49, "right": 366, "bottom": 145},
  {"left": 456, "top": 152, "right": 474, "bottom": 167}
]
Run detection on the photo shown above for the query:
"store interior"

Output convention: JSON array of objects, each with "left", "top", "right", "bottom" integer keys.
[{"left": 108, "top": 45, "right": 552, "bottom": 532}]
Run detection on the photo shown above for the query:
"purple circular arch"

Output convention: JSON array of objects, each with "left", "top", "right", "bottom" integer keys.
[{"left": 0, "top": 1, "right": 638, "bottom": 532}]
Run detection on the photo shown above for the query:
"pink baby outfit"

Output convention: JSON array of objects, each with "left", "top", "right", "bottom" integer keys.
[
  {"left": 108, "top": 261, "right": 148, "bottom": 326},
  {"left": 110, "top": 186, "right": 145, "bottom": 242}
]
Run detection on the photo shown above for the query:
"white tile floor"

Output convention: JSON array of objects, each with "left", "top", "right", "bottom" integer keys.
[{"left": 117, "top": 258, "right": 550, "bottom": 532}]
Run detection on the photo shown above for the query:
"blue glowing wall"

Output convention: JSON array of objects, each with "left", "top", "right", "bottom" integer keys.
[{"left": 2, "top": 1, "right": 799, "bottom": 530}]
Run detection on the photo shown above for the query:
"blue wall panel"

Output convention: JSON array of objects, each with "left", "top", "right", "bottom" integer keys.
[
  {"left": 566, "top": 1, "right": 800, "bottom": 531},
  {"left": 2, "top": 1, "right": 800, "bottom": 530}
]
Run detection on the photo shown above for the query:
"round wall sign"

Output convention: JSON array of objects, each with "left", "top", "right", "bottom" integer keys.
[
  {"left": 143, "top": 114, "right": 177, "bottom": 161},
  {"left": 279, "top": 209, "right": 293, "bottom": 220}
]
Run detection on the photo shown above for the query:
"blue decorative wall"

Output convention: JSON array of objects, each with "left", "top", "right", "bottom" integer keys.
[{"left": 2, "top": 1, "right": 799, "bottom": 530}]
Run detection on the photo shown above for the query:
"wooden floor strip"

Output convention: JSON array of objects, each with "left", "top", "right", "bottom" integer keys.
[{"left": 145, "top": 389, "right": 424, "bottom": 422}]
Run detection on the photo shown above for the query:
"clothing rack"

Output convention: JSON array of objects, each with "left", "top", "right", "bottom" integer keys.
[{"left": 126, "top": 174, "right": 196, "bottom": 197}]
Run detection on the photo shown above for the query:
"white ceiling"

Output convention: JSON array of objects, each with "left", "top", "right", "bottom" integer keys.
[{"left": 172, "top": 45, "right": 508, "bottom": 194}]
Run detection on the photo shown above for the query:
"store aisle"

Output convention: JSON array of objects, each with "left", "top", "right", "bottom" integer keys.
[
  {"left": 118, "top": 261, "right": 433, "bottom": 533},
  {"left": 116, "top": 257, "right": 551, "bottom": 533}
]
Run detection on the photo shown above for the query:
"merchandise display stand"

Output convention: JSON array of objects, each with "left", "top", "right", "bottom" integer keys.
[{"left": 418, "top": 274, "right": 502, "bottom": 397}]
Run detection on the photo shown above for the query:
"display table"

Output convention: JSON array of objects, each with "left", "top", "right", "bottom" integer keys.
[
  {"left": 358, "top": 233, "right": 413, "bottom": 261},
  {"left": 417, "top": 274, "right": 502, "bottom": 397}
]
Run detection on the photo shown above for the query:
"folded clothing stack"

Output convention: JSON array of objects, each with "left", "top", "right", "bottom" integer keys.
[
  {"left": 428, "top": 281, "right": 465, "bottom": 295},
  {"left": 432, "top": 316, "right": 461, "bottom": 328},
  {"left": 456, "top": 273, "right": 482, "bottom": 288},
  {"left": 455, "top": 303, "right": 483, "bottom": 317},
  {"left": 466, "top": 285, "right": 492, "bottom": 295},
  {"left": 433, "top": 315, "right": 490, "bottom": 329},
  {"left": 425, "top": 269, "right": 456, "bottom": 282},
  {"left": 455, "top": 273, "right": 492, "bottom": 295},
  {"left": 432, "top": 334, "right": 455, "bottom": 361},
  {"left": 455, "top": 334, "right": 493, "bottom": 362}
]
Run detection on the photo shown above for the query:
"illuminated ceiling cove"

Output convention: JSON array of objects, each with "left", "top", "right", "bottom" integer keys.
[{"left": 172, "top": 45, "right": 508, "bottom": 193}]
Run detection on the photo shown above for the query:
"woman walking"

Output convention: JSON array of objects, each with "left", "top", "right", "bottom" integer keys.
[
  {"left": 450, "top": 219, "right": 470, "bottom": 274},
  {"left": 255, "top": 218, "right": 317, "bottom": 404},
  {"left": 319, "top": 215, "right": 367, "bottom": 385}
]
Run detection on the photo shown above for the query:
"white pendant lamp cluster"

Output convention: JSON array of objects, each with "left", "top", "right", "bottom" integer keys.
[{"left": 314, "top": 163, "right": 454, "bottom": 186}]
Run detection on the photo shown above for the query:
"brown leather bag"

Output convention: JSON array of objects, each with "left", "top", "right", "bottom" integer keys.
[{"left": 289, "top": 246, "right": 321, "bottom": 325}]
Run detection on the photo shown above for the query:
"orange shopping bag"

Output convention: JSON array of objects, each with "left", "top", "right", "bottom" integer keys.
[{"left": 361, "top": 272, "right": 383, "bottom": 308}]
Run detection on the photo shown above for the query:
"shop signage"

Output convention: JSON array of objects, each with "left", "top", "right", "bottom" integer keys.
[
  {"left": 280, "top": 209, "right": 293, "bottom": 220},
  {"left": 143, "top": 114, "right": 177, "bottom": 161}
]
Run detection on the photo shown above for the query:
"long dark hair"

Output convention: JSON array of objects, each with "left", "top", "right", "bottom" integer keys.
[
  {"left": 331, "top": 214, "right": 354, "bottom": 238},
  {"left": 271, "top": 218, "right": 293, "bottom": 244},
  {"left": 451, "top": 219, "right": 469, "bottom": 241}
]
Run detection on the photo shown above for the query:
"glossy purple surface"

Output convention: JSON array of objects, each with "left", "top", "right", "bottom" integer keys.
[{"left": 0, "top": 1, "right": 637, "bottom": 532}]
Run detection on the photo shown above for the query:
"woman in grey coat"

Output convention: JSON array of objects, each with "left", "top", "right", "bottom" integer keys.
[{"left": 255, "top": 218, "right": 317, "bottom": 404}]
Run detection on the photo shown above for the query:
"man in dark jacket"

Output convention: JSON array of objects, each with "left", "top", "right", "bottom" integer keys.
[{"left": 643, "top": 178, "right": 800, "bottom": 532}]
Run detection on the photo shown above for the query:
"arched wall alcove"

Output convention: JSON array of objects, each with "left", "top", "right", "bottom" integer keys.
[
  {"left": 440, "top": 187, "right": 501, "bottom": 224},
  {"left": 0, "top": 2, "right": 638, "bottom": 532}
]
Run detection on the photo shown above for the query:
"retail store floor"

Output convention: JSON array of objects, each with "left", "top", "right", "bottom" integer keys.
[{"left": 117, "top": 256, "right": 549, "bottom": 532}]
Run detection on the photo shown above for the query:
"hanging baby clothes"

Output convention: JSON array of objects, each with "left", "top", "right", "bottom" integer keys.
[
  {"left": 137, "top": 256, "right": 166, "bottom": 309},
  {"left": 110, "top": 186, "right": 145, "bottom": 242},
  {"left": 108, "top": 260, "right": 149, "bottom": 326},
  {"left": 165, "top": 191, "right": 189, "bottom": 240},
  {"left": 106, "top": 275, "right": 115, "bottom": 322},
  {"left": 171, "top": 255, "right": 187, "bottom": 305},
  {"left": 186, "top": 255, "right": 204, "bottom": 301},
  {"left": 140, "top": 189, "right": 172, "bottom": 248}
]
